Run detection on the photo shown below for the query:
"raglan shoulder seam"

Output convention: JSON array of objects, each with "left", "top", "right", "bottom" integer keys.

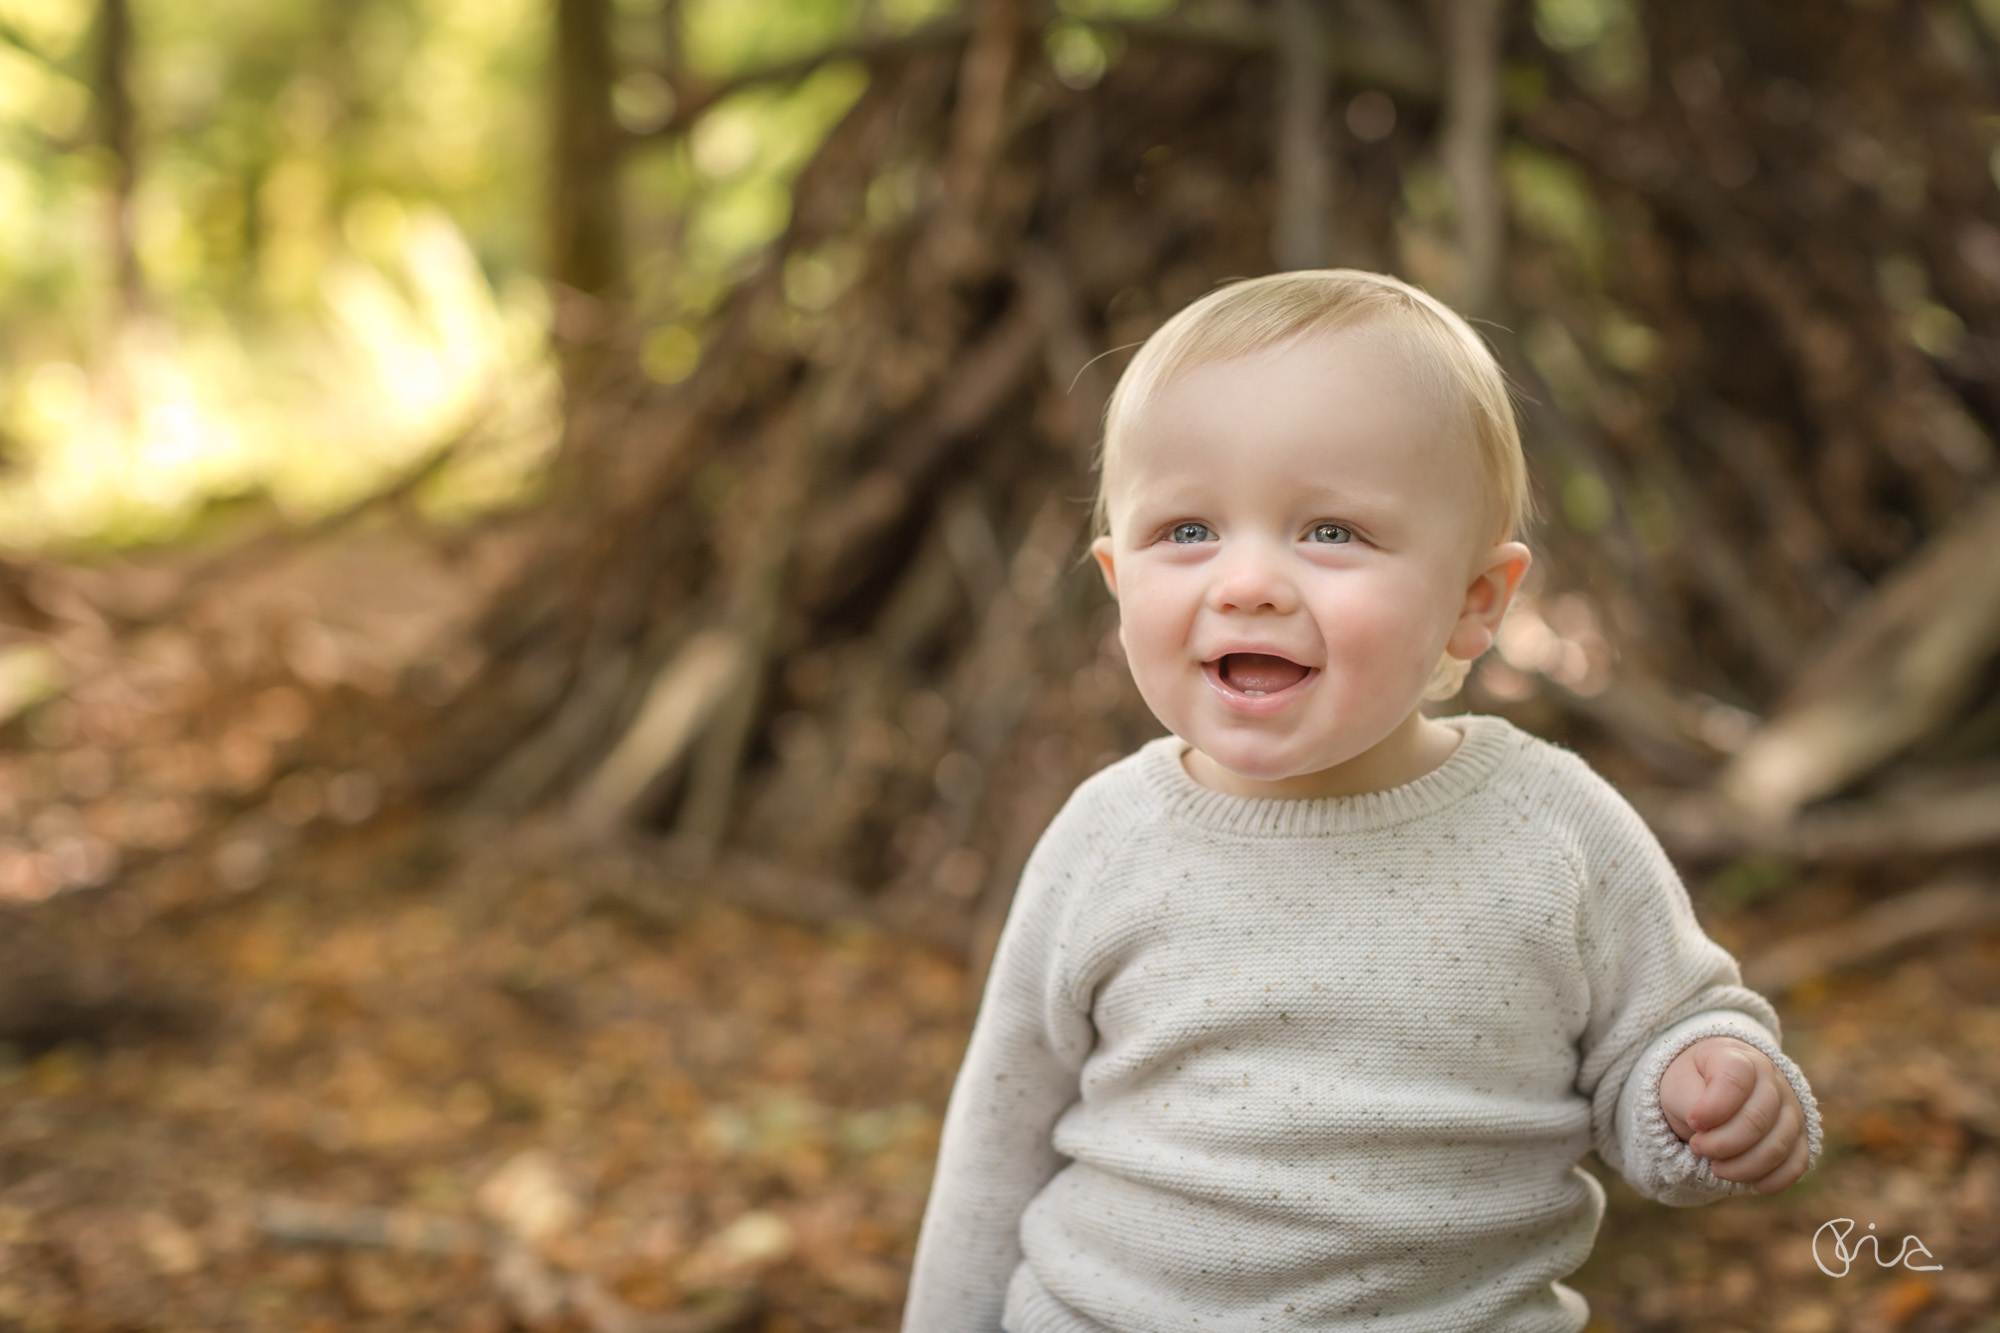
[
  {"left": 1012, "top": 746, "right": 1179, "bottom": 1032},
  {"left": 1481, "top": 730, "right": 1590, "bottom": 892}
]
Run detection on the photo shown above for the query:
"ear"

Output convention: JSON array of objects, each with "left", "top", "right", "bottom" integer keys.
[
  {"left": 1090, "top": 534, "right": 1120, "bottom": 599},
  {"left": 1445, "top": 541, "right": 1531, "bottom": 661}
]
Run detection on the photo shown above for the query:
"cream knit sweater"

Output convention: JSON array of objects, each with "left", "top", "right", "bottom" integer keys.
[{"left": 901, "top": 714, "right": 1822, "bottom": 1333}]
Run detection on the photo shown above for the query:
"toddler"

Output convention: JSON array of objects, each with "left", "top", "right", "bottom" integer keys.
[{"left": 900, "top": 270, "right": 1822, "bottom": 1332}]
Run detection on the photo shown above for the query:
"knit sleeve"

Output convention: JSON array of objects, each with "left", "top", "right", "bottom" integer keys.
[
  {"left": 899, "top": 789, "right": 1109, "bottom": 1333},
  {"left": 1560, "top": 762, "right": 1825, "bottom": 1207}
]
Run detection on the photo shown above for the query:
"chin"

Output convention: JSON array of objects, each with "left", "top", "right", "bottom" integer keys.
[
  {"left": 1207, "top": 748, "right": 1297, "bottom": 779},
  {"left": 1195, "top": 736, "right": 1329, "bottom": 784}
]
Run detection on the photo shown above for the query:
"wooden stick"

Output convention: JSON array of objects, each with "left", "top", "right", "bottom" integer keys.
[
  {"left": 942, "top": 0, "right": 1022, "bottom": 209},
  {"left": 1741, "top": 875, "right": 2000, "bottom": 994},
  {"left": 793, "top": 292, "right": 1051, "bottom": 614},
  {"left": 624, "top": 20, "right": 971, "bottom": 144},
  {"left": 672, "top": 421, "right": 813, "bottom": 850},
  {"left": 620, "top": 6, "right": 1447, "bottom": 153},
  {"left": 1721, "top": 482, "right": 2000, "bottom": 819},
  {"left": 939, "top": 485, "right": 1008, "bottom": 615},
  {"left": 676, "top": 339, "right": 882, "bottom": 849},
  {"left": 1684, "top": 402, "right": 1864, "bottom": 627},
  {"left": 473, "top": 648, "right": 635, "bottom": 813},
  {"left": 1636, "top": 446, "right": 1807, "bottom": 687},
  {"left": 255, "top": 1197, "right": 758, "bottom": 1333},
  {"left": 570, "top": 630, "right": 744, "bottom": 835},
  {"left": 885, "top": 489, "right": 1085, "bottom": 943},
  {"left": 1635, "top": 779, "right": 2000, "bottom": 864},
  {"left": 257, "top": 1196, "right": 488, "bottom": 1256},
  {"left": 1087, "top": 13, "right": 1441, "bottom": 100},
  {"left": 1012, "top": 244, "right": 1107, "bottom": 468}
]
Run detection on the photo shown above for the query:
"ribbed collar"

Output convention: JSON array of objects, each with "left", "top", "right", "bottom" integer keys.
[{"left": 1136, "top": 713, "right": 1524, "bottom": 837}]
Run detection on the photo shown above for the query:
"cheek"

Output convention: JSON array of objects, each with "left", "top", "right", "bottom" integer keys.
[
  {"left": 1112, "top": 583, "right": 1195, "bottom": 676},
  {"left": 1313, "top": 574, "right": 1458, "bottom": 668}
]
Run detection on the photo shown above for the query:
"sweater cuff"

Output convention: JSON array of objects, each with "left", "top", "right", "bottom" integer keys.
[{"left": 1618, "top": 1010, "right": 1824, "bottom": 1207}]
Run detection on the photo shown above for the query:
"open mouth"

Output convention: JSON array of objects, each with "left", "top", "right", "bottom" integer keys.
[{"left": 1213, "top": 652, "right": 1313, "bottom": 696}]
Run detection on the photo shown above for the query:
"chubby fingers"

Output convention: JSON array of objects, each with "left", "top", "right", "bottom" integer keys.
[
  {"left": 1684, "top": 1040, "right": 1762, "bottom": 1138},
  {"left": 1745, "top": 1127, "right": 1812, "bottom": 1194},
  {"left": 1696, "top": 1076, "right": 1807, "bottom": 1189}
]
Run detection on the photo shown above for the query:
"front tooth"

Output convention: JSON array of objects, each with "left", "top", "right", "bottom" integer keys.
[{"left": 1244, "top": 689, "right": 1265, "bottom": 696}]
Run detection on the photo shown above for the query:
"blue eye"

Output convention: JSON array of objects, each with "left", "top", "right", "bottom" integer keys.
[
  {"left": 1309, "top": 523, "right": 1353, "bottom": 544},
  {"left": 1169, "top": 521, "right": 1212, "bottom": 544}
]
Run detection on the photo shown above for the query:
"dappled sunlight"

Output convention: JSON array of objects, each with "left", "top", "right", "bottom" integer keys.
[
  {"left": 0, "top": 206, "right": 557, "bottom": 548},
  {"left": 1487, "top": 589, "right": 1617, "bottom": 698}
]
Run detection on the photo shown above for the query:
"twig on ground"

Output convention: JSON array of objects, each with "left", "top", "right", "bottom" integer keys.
[
  {"left": 255, "top": 1196, "right": 759, "bottom": 1333},
  {"left": 1740, "top": 875, "right": 2000, "bottom": 994}
]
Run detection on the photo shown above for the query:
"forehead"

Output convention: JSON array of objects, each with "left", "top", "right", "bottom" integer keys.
[{"left": 1110, "top": 326, "right": 1479, "bottom": 498}]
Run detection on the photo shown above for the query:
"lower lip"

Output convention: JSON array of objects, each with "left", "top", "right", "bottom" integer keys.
[{"left": 1202, "top": 660, "right": 1320, "bottom": 716}]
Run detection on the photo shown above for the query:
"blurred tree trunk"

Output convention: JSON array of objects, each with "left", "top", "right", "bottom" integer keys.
[
  {"left": 659, "top": 0, "right": 685, "bottom": 78},
  {"left": 1431, "top": 0, "right": 1504, "bottom": 318},
  {"left": 1270, "top": 0, "right": 1333, "bottom": 269},
  {"left": 94, "top": 0, "right": 142, "bottom": 318},
  {"left": 549, "top": 0, "right": 626, "bottom": 397},
  {"left": 315, "top": 0, "right": 363, "bottom": 232}
]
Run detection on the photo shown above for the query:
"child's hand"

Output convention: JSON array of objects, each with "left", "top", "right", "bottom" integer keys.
[{"left": 1658, "top": 1037, "right": 1809, "bottom": 1194}]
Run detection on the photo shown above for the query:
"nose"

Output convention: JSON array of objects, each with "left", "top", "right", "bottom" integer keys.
[{"left": 1207, "top": 537, "right": 1300, "bottom": 615}]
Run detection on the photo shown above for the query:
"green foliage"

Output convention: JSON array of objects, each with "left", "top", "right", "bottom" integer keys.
[
  {"left": 0, "top": 0, "right": 925, "bottom": 551},
  {"left": 1531, "top": 0, "right": 1646, "bottom": 110},
  {"left": 1054, "top": 0, "right": 1178, "bottom": 18},
  {"left": 1504, "top": 143, "right": 1603, "bottom": 278},
  {"left": 687, "top": 67, "right": 869, "bottom": 279},
  {"left": 685, "top": 0, "right": 874, "bottom": 73}
]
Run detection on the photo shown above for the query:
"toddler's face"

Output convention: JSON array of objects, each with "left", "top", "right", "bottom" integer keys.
[{"left": 1092, "top": 326, "right": 1508, "bottom": 792}]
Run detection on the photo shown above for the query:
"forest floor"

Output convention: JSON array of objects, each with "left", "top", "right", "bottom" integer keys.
[{"left": 0, "top": 809, "right": 1996, "bottom": 1333}]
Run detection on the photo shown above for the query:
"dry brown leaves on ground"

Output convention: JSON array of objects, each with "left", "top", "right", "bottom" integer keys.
[{"left": 0, "top": 815, "right": 1996, "bottom": 1332}]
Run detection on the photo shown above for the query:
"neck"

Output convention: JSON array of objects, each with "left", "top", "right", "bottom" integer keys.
[{"left": 1181, "top": 708, "right": 1464, "bottom": 799}]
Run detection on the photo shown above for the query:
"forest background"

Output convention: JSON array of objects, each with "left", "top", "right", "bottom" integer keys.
[{"left": 1, "top": 0, "right": 1998, "bottom": 1329}]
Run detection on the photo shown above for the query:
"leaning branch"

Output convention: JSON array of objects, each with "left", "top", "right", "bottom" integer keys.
[
  {"left": 0, "top": 19, "right": 92, "bottom": 156},
  {"left": 1086, "top": 13, "right": 1441, "bottom": 100},
  {"left": 256, "top": 1195, "right": 760, "bottom": 1333},
  {"left": 1741, "top": 875, "right": 2000, "bottom": 995},
  {"left": 623, "top": 19, "right": 970, "bottom": 144},
  {"left": 0, "top": 18, "right": 60, "bottom": 71},
  {"left": 1634, "top": 779, "right": 2000, "bottom": 865},
  {"left": 1719, "top": 482, "right": 2000, "bottom": 820},
  {"left": 622, "top": 10, "right": 1446, "bottom": 146}
]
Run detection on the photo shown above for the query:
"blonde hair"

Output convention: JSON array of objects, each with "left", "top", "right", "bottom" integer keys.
[{"left": 1091, "top": 269, "right": 1534, "bottom": 701}]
